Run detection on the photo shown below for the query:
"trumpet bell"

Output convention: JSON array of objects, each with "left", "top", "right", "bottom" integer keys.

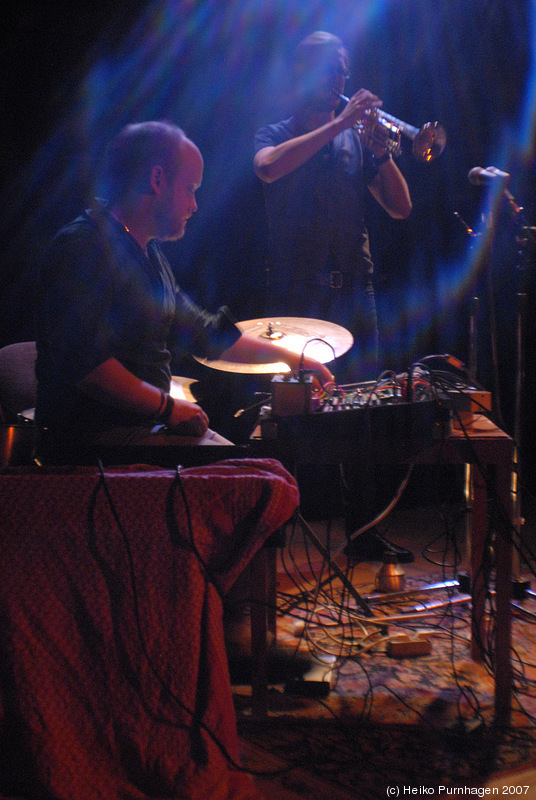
[
  {"left": 333, "top": 92, "right": 446, "bottom": 163},
  {"left": 412, "top": 122, "right": 447, "bottom": 162}
]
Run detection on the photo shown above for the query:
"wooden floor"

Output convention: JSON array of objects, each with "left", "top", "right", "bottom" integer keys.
[
  {"left": 236, "top": 466, "right": 536, "bottom": 800},
  {"left": 278, "top": 461, "right": 536, "bottom": 588}
]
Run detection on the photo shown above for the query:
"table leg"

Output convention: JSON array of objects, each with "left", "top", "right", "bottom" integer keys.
[
  {"left": 469, "top": 459, "right": 513, "bottom": 726},
  {"left": 493, "top": 462, "right": 513, "bottom": 727},
  {"left": 470, "top": 464, "right": 488, "bottom": 662},
  {"left": 249, "top": 547, "right": 269, "bottom": 717}
]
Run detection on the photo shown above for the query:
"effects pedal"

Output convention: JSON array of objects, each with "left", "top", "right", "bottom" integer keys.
[{"left": 271, "top": 374, "right": 315, "bottom": 416}]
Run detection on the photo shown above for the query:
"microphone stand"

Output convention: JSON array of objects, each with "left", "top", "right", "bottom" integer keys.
[
  {"left": 510, "top": 210, "right": 535, "bottom": 582},
  {"left": 452, "top": 212, "right": 489, "bottom": 394},
  {"left": 453, "top": 212, "right": 485, "bottom": 566},
  {"left": 512, "top": 289, "right": 526, "bottom": 580},
  {"left": 454, "top": 199, "right": 522, "bottom": 578},
  {"left": 483, "top": 185, "right": 534, "bottom": 584},
  {"left": 468, "top": 295, "right": 479, "bottom": 378}
]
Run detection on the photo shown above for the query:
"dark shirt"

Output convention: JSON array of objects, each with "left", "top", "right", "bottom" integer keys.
[
  {"left": 35, "top": 203, "right": 240, "bottom": 442},
  {"left": 254, "top": 117, "right": 378, "bottom": 287}
]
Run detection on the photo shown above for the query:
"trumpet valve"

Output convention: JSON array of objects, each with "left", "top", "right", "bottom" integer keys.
[
  {"left": 334, "top": 91, "right": 446, "bottom": 162},
  {"left": 359, "top": 109, "right": 402, "bottom": 158}
]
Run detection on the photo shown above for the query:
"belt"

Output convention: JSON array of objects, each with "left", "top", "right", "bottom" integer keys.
[{"left": 313, "top": 270, "right": 358, "bottom": 289}]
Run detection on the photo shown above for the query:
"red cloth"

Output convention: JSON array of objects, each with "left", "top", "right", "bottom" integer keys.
[{"left": 0, "top": 458, "right": 298, "bottom": 800}]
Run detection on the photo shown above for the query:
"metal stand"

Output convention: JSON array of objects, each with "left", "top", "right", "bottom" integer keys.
[
  {"left": 503, "top": 192, "right": 534, "bottom": 578},
  {"left": 458, "top": 190, "right": 534, "bottom": 581},
  {"left": 512, "top": 289, "right": 527, "bottom": 577},
  {"left": 296, "top": 513, "right": 374, "bottom": 617}
]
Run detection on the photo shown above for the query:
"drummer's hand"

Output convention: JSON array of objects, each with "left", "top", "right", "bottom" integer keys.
[{"left": 167, "top": 399, "right": 209, "bottom": 438}]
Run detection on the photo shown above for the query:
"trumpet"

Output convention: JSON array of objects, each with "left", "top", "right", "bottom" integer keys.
[{"left": 333, "top": 91, "right": 446, "bottom": 163}]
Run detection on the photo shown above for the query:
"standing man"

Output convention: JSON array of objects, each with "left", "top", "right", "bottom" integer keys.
[
  {"left": 35, "top": 120, "right": 332, "bottom": 461},
  {"left": 254, "top": 30, "right": 411, "bottom": 381},
  {"left": 254, "top": 32, "right": 414, "bottom": 562}
]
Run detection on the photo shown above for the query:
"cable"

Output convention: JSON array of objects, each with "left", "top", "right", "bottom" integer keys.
[
  {"left": 299, "top": 338, "right": 337, "bottom": 382},
  {"left": 91, "top": 461, "right": 294, "bottom": 778}
]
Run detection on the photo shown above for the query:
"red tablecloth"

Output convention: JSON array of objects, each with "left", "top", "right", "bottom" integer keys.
[{"left": 0, "top": 458, "right": 299, "bottom": 800}]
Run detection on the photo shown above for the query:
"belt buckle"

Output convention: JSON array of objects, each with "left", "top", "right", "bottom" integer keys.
[{"left": 329, "top": 270, "right": 343, "bottom": 289}]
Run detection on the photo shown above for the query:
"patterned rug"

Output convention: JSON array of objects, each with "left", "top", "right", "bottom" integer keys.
[{"left": 234, "top": 572, "right": 536, "bottom": 799}]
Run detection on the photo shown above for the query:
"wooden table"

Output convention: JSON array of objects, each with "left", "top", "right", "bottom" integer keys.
[
  {"left": 253, "top": 411, "right": 515, "bottom": 726},
  {"left": 412, "top": 416, "right": 514, "bottom": 727}
]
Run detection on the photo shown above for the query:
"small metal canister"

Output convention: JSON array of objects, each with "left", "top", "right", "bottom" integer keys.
[{"left": 375, "top": 551, "right": 406, "bottom": 593}]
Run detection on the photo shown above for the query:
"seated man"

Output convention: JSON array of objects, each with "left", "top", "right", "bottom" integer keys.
[
  {"left": 35, "top": 120, "right": 333, "bottom": 460},
  {"left": 34, "top": 120, "right": 323, "bottom": 690}
]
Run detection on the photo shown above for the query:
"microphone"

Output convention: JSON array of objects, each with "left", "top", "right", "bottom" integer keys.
[{"left": 468, "top": 166, "right": 510, "bottom": 186}]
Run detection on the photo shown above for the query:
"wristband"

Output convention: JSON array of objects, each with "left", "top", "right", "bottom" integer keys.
[
  {"left": 159, "top": 393, "right": 175, "bottom": 425},
  {"left": 154, "top": 389, "right": 166, "bottom": 419},
  {"left": 375, "top": 152, "right": 392, "bottom": 167}
]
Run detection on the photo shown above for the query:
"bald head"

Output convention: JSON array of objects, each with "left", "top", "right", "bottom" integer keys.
[
  {"left": 295, "top": 31, "right": 348, "bottom": 75},
  {"left": 293, "top": 32, "right": 349, "bottom": 112},
  {"left": 102, "top": 121, "right": 190, "bottom": 205}
]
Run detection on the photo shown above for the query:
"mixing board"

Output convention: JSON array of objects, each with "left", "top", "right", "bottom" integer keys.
[{"left": 252, "top": 361, "right": 488, "bottom": 463}]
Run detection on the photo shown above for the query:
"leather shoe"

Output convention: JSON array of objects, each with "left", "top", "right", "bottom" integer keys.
[{"left": 344, "top": 528, "right": 415, "bottom": 564}]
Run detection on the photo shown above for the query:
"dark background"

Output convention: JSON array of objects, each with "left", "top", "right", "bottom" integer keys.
[{"left": 1, "top": 0, "right": 535, "bottom": 474}]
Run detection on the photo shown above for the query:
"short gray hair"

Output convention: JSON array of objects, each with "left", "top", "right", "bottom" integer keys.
[{"left": 102, "top": 120, "right": 187, "bottom": 203}]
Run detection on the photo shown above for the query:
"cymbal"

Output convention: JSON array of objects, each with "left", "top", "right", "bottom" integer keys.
[
  {"left": 194, "top": 317, "right": 353, "bottom": 374},
  {"left": 170, "top": 375, "right": 199, "bottom": 403}
]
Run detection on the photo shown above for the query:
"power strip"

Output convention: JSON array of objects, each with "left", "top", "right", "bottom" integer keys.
[{"left": 386, "top": 633, "right": 432, "bottom": 658}]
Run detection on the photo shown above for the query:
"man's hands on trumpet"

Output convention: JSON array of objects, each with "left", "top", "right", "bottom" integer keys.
[
  {"left": 337, "top": 89, "right": 394, "bottom": 159},
  {"left": 337, "top": 88, "right": 383, "bottom": 125}
]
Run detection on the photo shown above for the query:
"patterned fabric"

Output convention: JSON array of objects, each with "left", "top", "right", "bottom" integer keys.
[{"left": 0, "top": 458, "right": 299, "bottom": 800}]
